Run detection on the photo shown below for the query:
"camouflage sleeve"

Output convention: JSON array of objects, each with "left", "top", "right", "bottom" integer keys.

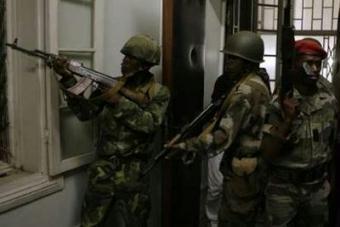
[
  {"left": 214, "top": 91, "right": 253, "bottom": 151},
  {"left": 262, "top": 97, "right": 282, "bottom": 131},
  {"left": 58, "top": 75, "right": 105, "bottom": 121},
  {"left": 109, "top": 85, "right": 170, "bottom": 133},
  {"left": 64, "top": 90, "right": 105, "bottom": 121},
  {"left": 183, "top": 91, "right": 253, "bottom": 154},
  {"left": 262, "top": 96, "right": 297, "bottom": 142}
]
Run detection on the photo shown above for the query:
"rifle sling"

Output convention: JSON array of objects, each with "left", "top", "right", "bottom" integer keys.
[{"left": 198, "top": 74, "right": 253, "bottom": 140}]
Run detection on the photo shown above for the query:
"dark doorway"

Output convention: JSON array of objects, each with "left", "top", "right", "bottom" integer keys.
[{"left": 162, "top": 0, "right": 206, "bottom": 226}]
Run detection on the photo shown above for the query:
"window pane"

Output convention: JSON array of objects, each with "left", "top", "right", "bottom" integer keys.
[
  {"left": 294, "top": 0, "right": 303, "bottom": 19},
  {"left": 257, "top": 6, "right": 278, "bottom": 30},
  {"left": 324, "top": 0, "right": 333, "bottom": 7},
  {"left": 304, "top": 0, "right": 313, "bottom": 7},
  {"left": 323, "top": 8, "right": 333, "bottom": 30},
  {"left": 303, "top": 9, "right": 312, "bottom": 30},
  {"left": 313, "top": 20, "right": 322, "bottom": 30},
  {"left": 58, "top": 52, "right": 95, "bottom": 159},
  {"left": 333, "top": 19, "right": 338, "bottom": 30},
  {"left": 261, "top": 34, "right": 277, "bottom": 55},
  {"left": 334, "top": 1, "right": 340, "bottom": 16},
  {"left": 60, "top": 108, "right": 95, "bottom": 159},
  {"left": 313, "top": 0, "right": 322, "bottom": 19},
  {"left": 294, "top": 20, "right": 302, "bottom": 30},
  {"left": 260, "top": 56, "right": 276, "bottom": 80},
  {"left": 264, "top": 8, "right": 275, "bottom": 29},
  {"left": 58, "top": 0, "right": 93, "bottom": 49}
]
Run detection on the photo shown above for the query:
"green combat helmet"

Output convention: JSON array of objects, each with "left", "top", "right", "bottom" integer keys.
[
  {"left": 222, "top": 31, "right": 264, "bottom": 63},
  {"left": 120, "top": 34, "right": 160, "bottom": 65}
]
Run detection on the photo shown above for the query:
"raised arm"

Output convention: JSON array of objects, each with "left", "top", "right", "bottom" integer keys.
[{"left": 108, "top": 85, "right": 170, "bottom": 134}]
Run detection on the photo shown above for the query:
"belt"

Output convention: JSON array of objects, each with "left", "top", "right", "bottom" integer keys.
[{"left": 272, "top": 164, "right": 327, "bottom": 183}]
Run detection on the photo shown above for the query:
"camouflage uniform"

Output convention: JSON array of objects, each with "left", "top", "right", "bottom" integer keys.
[
  {"left": 63, "top": 71, "right": 170, "bottom": 227},
  {"left": 205, "top": 73, "right": 235, "bottom": 227},
  {"left": 263, "top": 77, "right": 338, "bottom": 227},
  {"left": 184, "top": 72, "right": 271, "bottom": 227},
  {"left": 54, "top": 34, "right": 170, "bottom": 227}
]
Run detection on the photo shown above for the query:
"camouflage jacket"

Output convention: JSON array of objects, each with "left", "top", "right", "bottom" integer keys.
[
  {"left": 65, "top": 71, "right": 170, "bottom": 157},
  {"left": 184, "top": 72, "right": 271, "bottom": 159},
  {"left": 263, "top": 77, "right": 338, "bottom": 169}
]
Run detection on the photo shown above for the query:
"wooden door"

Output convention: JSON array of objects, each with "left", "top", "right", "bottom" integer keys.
[{"left": 162, "top": 0, "right": 206, "bottom": 226}]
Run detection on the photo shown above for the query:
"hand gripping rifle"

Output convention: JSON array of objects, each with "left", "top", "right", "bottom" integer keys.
[
  {"left": 140, "top": 95, "right": 226, "bottom": 177},
  {"left": 279, "top": 0, "right": 295, "bottom": 102},
  {"left": 6, "top": 39, "right": 120, "bottom": 97}
]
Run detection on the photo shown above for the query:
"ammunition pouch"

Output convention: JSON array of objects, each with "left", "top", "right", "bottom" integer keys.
[{"left": 272, "top": 164, "right": 327, "bottom": 183}]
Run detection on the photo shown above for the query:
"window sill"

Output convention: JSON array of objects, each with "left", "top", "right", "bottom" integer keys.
[
  {"left": 0, "top": 161, "right": 12, "bottom": 177},
  {"left": 0, "top": 170, "right": 63, "bottom": 213}
]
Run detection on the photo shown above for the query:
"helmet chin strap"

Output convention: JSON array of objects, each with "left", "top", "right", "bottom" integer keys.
[{"left": 123, "top": 65, "right": 147, "bottom": 78}]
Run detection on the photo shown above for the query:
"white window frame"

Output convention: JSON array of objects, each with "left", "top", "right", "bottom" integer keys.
[
  {"left": 0, "top": 0, "right": 104, "bottom": 212},
  {"left": 46, "top": 0, "right": 104, "bottom": 175}
]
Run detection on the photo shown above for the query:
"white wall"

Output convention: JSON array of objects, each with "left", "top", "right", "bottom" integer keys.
[
  {"left": 102, "top": 0, "right": 162, "bottom": 81},
  {"left": 0, "top": 170, "right": 87, "bottom": 227},
  {"left": 204, "top": 0, "right": 225, "bottom": 106}
]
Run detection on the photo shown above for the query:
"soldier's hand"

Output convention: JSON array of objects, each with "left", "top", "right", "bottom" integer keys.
[
  {"left": 213, "top": 129, "right": 227, "bottom": 145},
  {"left": 164, "top": 142, "right": 186, "bottom": 159},
  {"left": 105, "top": 92, "right": 122, "bottom": 104},
  {"left": 51, "top": 56, "right": 71, "bottom": 77},
  {"left": 164, "top": 142, "right": 186, "bottom": 150},
  {"left": 282, "top": 96, "right": 299, "bottom": 121}
]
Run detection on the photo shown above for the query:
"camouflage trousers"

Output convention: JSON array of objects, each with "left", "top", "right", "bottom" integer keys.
[
  {"left": 265, "top": 177, "right": 330, "bottom": 227},
  {"left": 218, "top": 169, "right": 267, "bottom": 227},
  {"left": 80, "top": 157, "right": 150, "bottom": 227}
]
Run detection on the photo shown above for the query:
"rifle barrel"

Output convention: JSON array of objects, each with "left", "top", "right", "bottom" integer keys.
[{"left": 6, "top": 43, "right": 48, "bottom": 60}]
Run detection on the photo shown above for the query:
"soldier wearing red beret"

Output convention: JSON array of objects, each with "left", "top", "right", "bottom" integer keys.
[{"left": 261, "top": 38, "right": 338, "bottom": 226}]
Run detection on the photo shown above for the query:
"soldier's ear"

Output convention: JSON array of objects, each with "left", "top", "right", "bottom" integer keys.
[{"left": 140, "top": 63, "right": 152, "bottom": 71}]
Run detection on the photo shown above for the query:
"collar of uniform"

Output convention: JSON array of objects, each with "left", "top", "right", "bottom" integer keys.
[{"left": 293, "top": 82, "right": 329, "bottom": 115}]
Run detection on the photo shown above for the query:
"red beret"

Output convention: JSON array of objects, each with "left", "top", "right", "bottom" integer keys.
[{"left": 295, "top": 38, "right": 327, "bottom": 59}]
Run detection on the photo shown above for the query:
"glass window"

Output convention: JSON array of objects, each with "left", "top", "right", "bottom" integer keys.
[{"left": 58, "top": 0, "right": 93, "bottom": 49}]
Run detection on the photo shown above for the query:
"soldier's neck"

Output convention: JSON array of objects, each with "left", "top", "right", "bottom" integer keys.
[{"left": 294, "top": 82, "right": 317, "bottom": 96}]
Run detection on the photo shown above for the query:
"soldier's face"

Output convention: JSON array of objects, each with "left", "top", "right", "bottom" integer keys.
[
  {"left": 121, "top": 55, "right": 143, "bottom": 76},
  {"left": 296, "top": 54, "right": 322, "bottom": 85},
  {"left": 225, "top": 55, "right": 244, "bottom": 80}
]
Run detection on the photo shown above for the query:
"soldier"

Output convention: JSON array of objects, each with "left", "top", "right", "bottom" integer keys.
[
  {"left": 261, "top": 38, "right": 338, "bottom": 226},
  {"left": 169, "top": 31, "right": 271, "bottom": 227},
  {"left": 53, "top": 34, "right": 170, "bottom": 227},
  {"left": 205, "top": 71, "right": 235, "bottom": 227}
]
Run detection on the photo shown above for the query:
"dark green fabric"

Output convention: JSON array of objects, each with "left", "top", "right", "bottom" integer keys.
[{"left": 0, "top": 0, "right": 9, "bottom": 162}]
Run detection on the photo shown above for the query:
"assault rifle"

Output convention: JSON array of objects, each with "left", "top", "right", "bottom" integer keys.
[
  {"left": 141, "top": 95, "right": 226, "bottom": 177},
  {"left": 6, "top": 39, "right": 119, "bottom": 96},
  {"left": 279, "top": 0, "right": 295, "bottom": 101}
]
